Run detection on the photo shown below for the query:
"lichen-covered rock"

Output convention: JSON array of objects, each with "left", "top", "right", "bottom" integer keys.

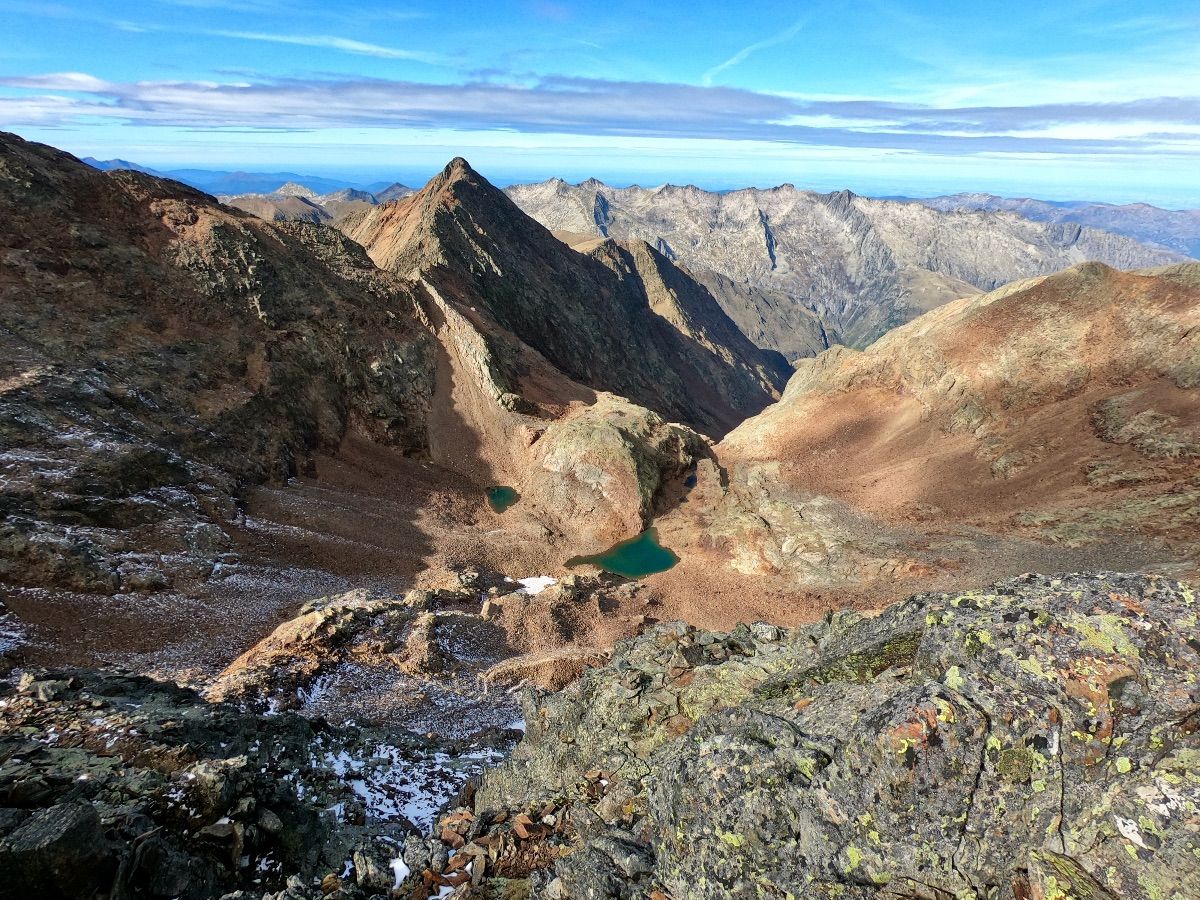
[{"left": 474, "top": 573, "right": 1200, "bottom": 899}]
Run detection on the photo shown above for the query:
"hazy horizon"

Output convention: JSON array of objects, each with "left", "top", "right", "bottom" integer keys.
[{"left": 52, "top": 149, "right": 1200, "bottom": 211}]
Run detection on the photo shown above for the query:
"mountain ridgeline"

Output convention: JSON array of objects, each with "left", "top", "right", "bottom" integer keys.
[
  {"left": 506, "top": 177, "right": 1187, "bottom": 359},
  {"left": 908, "top": 191, "right": 1200, "bottom": 258},
  {"left": 337, "top": 157, "right": 791, "bottom": 437}
]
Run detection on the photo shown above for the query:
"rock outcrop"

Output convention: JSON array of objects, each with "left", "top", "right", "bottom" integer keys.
[
  {"left": 0, "top": 668, "right": 501, "bottom": 900},
  {"left": 206, "top": 589, "right": 432, "bottom": 710},
  {"left": 523, "top": 395, "right": 708, "bottom": 548},
  {"left": 457, "top": 573, "right": 1200, "bottom": 899},
  {"left": 507, "top": 178, "right": 1186, "bottom": 357}
]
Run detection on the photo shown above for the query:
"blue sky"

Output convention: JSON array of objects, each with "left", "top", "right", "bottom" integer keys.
[{"left": 3, "top": 0, "right": 1199, "bottom": 205}]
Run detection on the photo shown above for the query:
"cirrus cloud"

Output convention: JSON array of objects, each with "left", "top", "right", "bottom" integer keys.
[{"left": 0, "top": 71, "right": 1197, "bottom": 158}]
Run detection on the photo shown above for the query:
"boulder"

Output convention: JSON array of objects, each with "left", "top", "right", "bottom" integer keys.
[
  {"left": 0, "top": 801, "right": 114, "bottom": 898},
  {"left": 523, "top": 395, "right": 708, "bottom": 549}
]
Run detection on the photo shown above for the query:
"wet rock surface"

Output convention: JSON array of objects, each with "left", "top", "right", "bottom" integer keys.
[{"left": 440, "top": 573, "right": 1200, "bottom": 899}]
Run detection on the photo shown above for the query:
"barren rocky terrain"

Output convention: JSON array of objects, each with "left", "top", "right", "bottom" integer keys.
[
  {"left": 507, "top": 178, "right": 1185, "bottom": 358},
  {"left": 910, "top": 192, "right": 1200, "bottom": 258},
  {"left": 1, "top": 132, "right": 1198, "bottom": 899}
]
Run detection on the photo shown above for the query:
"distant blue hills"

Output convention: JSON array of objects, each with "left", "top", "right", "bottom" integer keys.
[{"left": 81, "top": 157, "right": 394, "bottom": 197}]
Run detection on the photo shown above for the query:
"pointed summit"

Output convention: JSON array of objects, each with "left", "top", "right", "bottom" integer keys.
[
  {"left": 339, "top": 157, "right": 788, "bottom": 436},
  {"left": 435, "top": 156, "right": 483, "bottom": 188},
  {"left": 373, "top": 182, "right": 413, "bottom": 203}
]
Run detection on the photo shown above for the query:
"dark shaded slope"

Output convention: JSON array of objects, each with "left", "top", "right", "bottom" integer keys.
[
  {"left": 341, "top": 158, "right": 788, "bottom": 437},
  {"left": 0, "top": 131, "right": 435, "bottom": 592}
]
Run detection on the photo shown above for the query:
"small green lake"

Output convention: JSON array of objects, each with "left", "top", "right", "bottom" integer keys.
[
  {"left": 566, "top": 528, "right": 680, "bottom": 578},
  {"left": 486, "top": 486, "right": 520, "bottom": 513}
]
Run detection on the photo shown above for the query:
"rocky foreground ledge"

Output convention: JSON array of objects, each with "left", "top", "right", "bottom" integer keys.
[{"left": 2, "top": 573, "right": 1198, "bottom": 899}]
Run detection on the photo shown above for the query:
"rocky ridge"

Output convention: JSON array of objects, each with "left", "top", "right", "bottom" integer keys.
[
  {"left": 506, "top": 179, "right": 1185, "bottom": 357},
  {"left": 339, "top": 158, "right": 790, "bottom": 438},
  {"left": 2, "top": 131, "right": 798, "bottom": 608},
  {"left": 458, "top": 573, "right": 1200, "bottom": 899},
  {"left": 0, "top": 132, "right": 436, "bottom": 596}
]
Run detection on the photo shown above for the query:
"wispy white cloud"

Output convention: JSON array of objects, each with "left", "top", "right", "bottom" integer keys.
[
  {"left": 0, "top": 2, "right": 441, "bottom": 65},
  {"left": 2, "top": 72, "right": 116, "bottom": 91},
  {"left": 702, "top": 17, "right": 810, "bottom": 86},
  {"left": 200, "top": 30, "right": 444, "bottom": 63},
  {"left": 1, "top": 71, "right": 1197, "bottom": 160},
  {"left": 156, "top": 0, "right": 292, "bottom": 11}
]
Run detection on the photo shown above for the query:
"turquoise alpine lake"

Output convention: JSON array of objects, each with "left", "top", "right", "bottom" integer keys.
[
  {"left": 565, "top": 528, "right": 680, "bottom": 578},
  {"left": 486, "top": 486, "right": 519, "bottom": 513}
]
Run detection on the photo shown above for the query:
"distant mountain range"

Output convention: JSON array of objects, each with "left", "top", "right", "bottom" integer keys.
[
  {"left": 80, "top": 156, "right": 403, "bottom": 197},
  {"left": 507, "top": 179, "right": 1187, "bottom": 356},
  {"left": 82, "top": 157, "right": 1200, "bottom": 261},
  {"left": 217, "top": 181, "right": 413, "bottom": 223},
  {"left": 895, "top": 192, "right": 1200, "bottom": 258}
]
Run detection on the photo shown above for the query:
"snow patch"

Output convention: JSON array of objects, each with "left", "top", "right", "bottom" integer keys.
[
  {"left": 390, "top": 857, "right": 410, "bottom": 889},
  {"left": 315, "top": 742, "right": 505, "bottom": 832},
  {"left": 516, "top": 576, "right": 557, "bottom": 595},
  {"left": 0, "top": 611, "right": 26, "bottom": 655}
]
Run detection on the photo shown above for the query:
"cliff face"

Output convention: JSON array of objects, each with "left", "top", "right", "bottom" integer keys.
[
  {"left": 340, "top": 159, "right": 789, "bottom": 438},
  {"left": 507, "top": 179, "right": 1186, "bottom": 357}
]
